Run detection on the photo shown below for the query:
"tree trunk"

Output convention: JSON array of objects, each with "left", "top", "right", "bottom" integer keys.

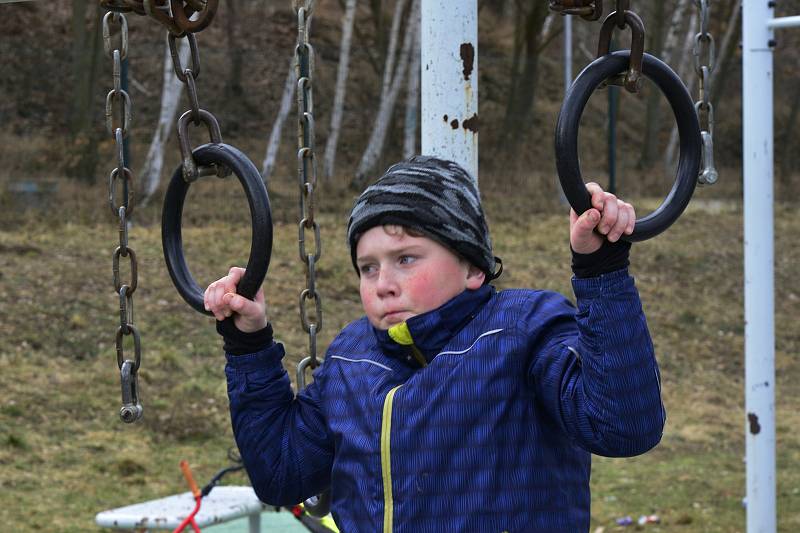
[
  {"left": 68, "top": 0, "right": 90, "bottom": 136},
  {"left": 403, "top": 10, "right": 421, "bottom": 159},
  {"left": 711, "top": 0, "right": 742, "bottom": 110},
  {"left": 637, "top": 1, "right": 667, "bottom": 169},
  {"left": 224, "top": 0, "right": 244, "bottom": 104},
  {"left": 353, "top": 0, "right": 419, "bottom": 187},
  {"left": 500, "top": 3, "right": 525, "bottom": 148},
  {"left": 501, "top": 1, "right": 550, "bottom": 153},
  {"left": 661, "top": 0, "right": 691, "bottom": 64},
  {"left": 261, "top": 57, "right": 296, "bottom": 181},
  {"left": 67, "top": 1, "right": 103, "bottom": 181},
  {"left": 778, "top": 78, "right": 800, "bottom": 183},
  {"left": 323, "top": 0, "right": 358, "bottom": 181},
  {"left": 664, "top": 9, "right": 698, "bottom": 170},
  {"left": 138, "top": 39, "right": 190, "bottom": 206}
]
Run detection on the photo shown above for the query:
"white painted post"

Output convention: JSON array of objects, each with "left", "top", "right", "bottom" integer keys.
[
  {"left": 420, "top": 0, "right": 478, "bottom": 180},
  {"left": 742, "top": 1, "right": 776, "bottom": 531}
]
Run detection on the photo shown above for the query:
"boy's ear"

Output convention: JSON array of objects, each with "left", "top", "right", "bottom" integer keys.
[{"left": 465, "top": 264, "right": 486, "bottom": 289}]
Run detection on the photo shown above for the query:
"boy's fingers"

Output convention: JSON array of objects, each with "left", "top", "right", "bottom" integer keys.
[
  {"left": 607, "top": 203, "right": 629, "bottom": 242},
  {"left": 228, "top": 266, "right": 245, "bottom": 283},
  {"left": 225, "top": 293, "right": 261, "bottom": 318},
  {"left": 585, "top": 182, "right": 605, "bottom": 210},
  {"left": 624, "top": 202, "right": 636, "bottom": 234},
  {"left": 598, "top": 194, "right": 618, "bottom": 234}
]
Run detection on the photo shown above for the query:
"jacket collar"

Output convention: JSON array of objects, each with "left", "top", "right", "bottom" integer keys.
[{"left": 372, "top": 285, "right": 494, "bottom": 367}]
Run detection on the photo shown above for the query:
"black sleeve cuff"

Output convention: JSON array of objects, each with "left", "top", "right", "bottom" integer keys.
[
  {"left": 571, "top": 238, "right": 631, "bottom": 278},
  {"left": 216, "top": 318, "right": 274, "bottom": 356}
]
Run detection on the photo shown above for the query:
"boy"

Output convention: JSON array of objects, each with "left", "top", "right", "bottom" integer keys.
[{"left": 205, "top": 156, "right": 665, "bottom": 532}]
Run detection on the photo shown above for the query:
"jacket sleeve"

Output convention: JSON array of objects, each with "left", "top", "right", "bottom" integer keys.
[
  {"left": 527, "top": 268, "right": 666, "bottom": 457},
  {"left": 225, "top": 342, "right": 334, "bottom": 505}
]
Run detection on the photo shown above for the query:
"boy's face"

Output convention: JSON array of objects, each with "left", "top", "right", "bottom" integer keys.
[{"left": 355, "top": 226, "right": 485, "bottom": 330}]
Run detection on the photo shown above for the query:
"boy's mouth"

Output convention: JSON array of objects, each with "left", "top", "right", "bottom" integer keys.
[{"left": 383, "top": 310, "right": 408, "bottom": 323}]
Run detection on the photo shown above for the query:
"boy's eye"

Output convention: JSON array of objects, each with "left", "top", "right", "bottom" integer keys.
[
  {"left": 359, "top": 264, "right": 376, "bottom": 275},
  {"left": 398, "top": 255, "right": 416, "bottom": 265}
]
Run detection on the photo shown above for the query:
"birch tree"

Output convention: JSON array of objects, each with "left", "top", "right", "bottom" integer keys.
[
  {"left": 353, "top": 0, "right": 418, "bottom": 187},
  {"left": 323, "top": 0, "right": 358, "bottom": 181},
  {"left": 261, "top": 15, "right": 315, "bottom": 181},
  {"left": 261, "top": 58, "right": 296, "bottom": 181},
  {"left": 138, "top": 38, "right": 190, "bottom": 206},
  {"left": 664, "top": 9, "right": 699, "bottom": 169}
]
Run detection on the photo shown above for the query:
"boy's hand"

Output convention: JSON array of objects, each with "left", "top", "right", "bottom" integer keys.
[
  {"left": 569, "top": 182, "right": 636, "bottom": 254},
  {"left": 204, "top": 267, "right": 268, "bottom": 333}
]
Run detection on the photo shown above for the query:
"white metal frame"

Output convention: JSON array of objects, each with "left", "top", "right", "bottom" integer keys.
[{"left": 742, "top": 3, "right": 800, "bottom": 531}]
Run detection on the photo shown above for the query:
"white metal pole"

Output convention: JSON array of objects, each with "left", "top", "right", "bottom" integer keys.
[
  {"left": 420, "top": 0, "right": 478, "bottom": 180},
  {"left": 742, "top": 1, "right": 776, "bottom": 531}
]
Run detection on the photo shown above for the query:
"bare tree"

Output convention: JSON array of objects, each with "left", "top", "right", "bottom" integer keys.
[
  {"left": 67, "top": 1, "right": 103, "bottom": 181},
  {"left": 712, "top": 0, "right": 742, "bottom": 109},
  {"left": 637, "top": 1, "right": 668, "bottom": 169},
  {"left": 661, "top": 0, "right": 692, "bottom": 64},
  {"left": 261, "top": 57, "right": 297, "bottom": 181},
  {"left": 353, "top": 0, "right": 419, "bottom": 187},
  {"left": 403, "top": 7, "right": 421, "bottom": 159},
  {"left": 500, "top": 1, "right": 553, "bottom": 153},
  {"left": 323, "top": 0, "right": 359, "bottom": 180},
  {"left": 664, "top": 8, "right": 699, "bottom": 169},
  {"left": 138, "top": 38, "right": 190, "bottom": 206}
]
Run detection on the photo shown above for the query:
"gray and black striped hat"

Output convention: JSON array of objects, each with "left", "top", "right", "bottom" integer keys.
[{"left": 347, "top": 155, "right": 500, "bottom": 280}]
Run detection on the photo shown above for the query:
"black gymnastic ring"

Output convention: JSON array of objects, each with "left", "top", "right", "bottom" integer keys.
[
  {"left": 555, "top": 50, "right": 701, "bottom": 241},
  {"left": 162, "top": 143, "right": 272, "bottom": 315}
]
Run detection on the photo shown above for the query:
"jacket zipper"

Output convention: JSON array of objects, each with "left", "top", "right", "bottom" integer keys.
[{"left": 381, "top": 385, "right": 402, "bottom": 532}]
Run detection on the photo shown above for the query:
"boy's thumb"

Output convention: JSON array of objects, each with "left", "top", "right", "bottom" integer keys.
[{"left": 580, "top": 209, "right": 600, "bottom": 229}]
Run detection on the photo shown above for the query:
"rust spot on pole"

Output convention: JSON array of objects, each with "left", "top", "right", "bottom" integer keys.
[
  {"left": 462, "top": 114, "right": 479, "bottom": 133},
  {"left": 460, "top": 43, "right": 475, "bottom": 81},
  {"left": 747, "top": 412, "right": 761, "bottom": 435},
  {"left": 450, "top": 119, "right": 459, "bottom": 129},
  {"left": 443, "top": 114, "right": 448, "bottom": 122}
]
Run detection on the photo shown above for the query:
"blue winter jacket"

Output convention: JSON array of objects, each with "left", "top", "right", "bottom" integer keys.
[{"left": 225, "top": 269, "right": 665, "bottom": 532}]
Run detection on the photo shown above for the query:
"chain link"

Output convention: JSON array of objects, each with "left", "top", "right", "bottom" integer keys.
[
  {"left": 693, "top": 0, "right": 718, "bottom": 185},
  {"left": 295, "top": 1, "right": 323, "bottom": 386},
  {"left": 549, "top": 0, "right": 603, "bottom": 21},
  {"left": 102, "top": 11, "right": 143, "bottom": 423}
]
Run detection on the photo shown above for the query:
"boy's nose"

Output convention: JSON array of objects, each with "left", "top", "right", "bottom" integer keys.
[{"left": 375, "top": 269, "right": 399, "bottom": 298}]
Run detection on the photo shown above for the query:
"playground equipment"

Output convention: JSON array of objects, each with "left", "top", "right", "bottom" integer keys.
[{"left": 98, "top": 0, "right": 797, "bottom": 531}]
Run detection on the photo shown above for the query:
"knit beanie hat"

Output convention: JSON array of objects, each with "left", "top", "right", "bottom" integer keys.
[{"left": 347, "top": 155, "right": 501, "bottom": 280}]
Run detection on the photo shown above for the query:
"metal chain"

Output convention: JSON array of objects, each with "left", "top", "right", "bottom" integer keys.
[
  {"left": 549, "top": 0, "right": 603, "bottom": 21},
  {"left": 99, "top": 0, "right": 221, "bottom": 423},
  {"left": 295, "top": 0, "right": 323, "bottom": 388},
  {"left": 166, "top": 31, "right": 228, "bottom": 182},
  {"left": 693, "top": 0, "right": 719, "bottom": 185},
  {"left": 102, "top": 11, "right": 143, "bottom": 423}
]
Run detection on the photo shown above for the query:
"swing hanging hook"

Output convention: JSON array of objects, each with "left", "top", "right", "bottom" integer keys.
[{"left": 597, "top": 9, "right": 645, "bottom": 93}]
